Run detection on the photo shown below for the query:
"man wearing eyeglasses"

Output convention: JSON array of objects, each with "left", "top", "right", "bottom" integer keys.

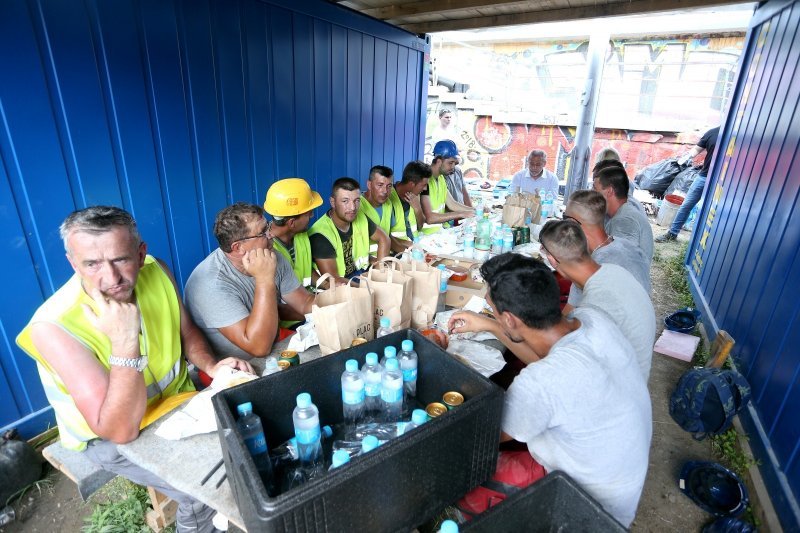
[{"left": 184, "top": 202, "right": 314, "bottom": 360}]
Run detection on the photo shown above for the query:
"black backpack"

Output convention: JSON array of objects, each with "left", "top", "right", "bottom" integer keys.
[{"left": 669, "top": 367, "right": 751, "bottom": 440}]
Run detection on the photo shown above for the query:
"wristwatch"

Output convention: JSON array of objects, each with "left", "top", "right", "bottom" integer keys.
[{"left": 108, "top": 355, "right": 149, "bottom": 372}]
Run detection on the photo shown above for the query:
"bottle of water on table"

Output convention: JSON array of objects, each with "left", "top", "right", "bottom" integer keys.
[
  {"left": 376, "top": 317, "right": 394, "bottom": 338},
  {"left": 381, "top": 358, "right": 404, "bottom": 422},
  {"left": 236, "top": 402, "right": 277, "bottom": 496},
  {"left": 292, "top": 393, "right": 323, "bottom": 472},
  {"left": 436, "top": 264, "right": 448, "bottom": 314}
]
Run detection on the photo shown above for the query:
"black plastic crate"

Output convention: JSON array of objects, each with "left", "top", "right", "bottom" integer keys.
[
  {"left": 212, "top": 329, "right": 504, "bottom": 532},
  {"left": 462, "top": 471, "right": 626, "bottom": 532}
]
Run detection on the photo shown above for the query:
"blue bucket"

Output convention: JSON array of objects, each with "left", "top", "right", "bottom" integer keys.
[{"left": 665, "top": 307, "right": 701, "bottom": 334}]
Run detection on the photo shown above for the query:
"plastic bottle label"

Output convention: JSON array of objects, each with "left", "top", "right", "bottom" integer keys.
[
  {"left": 295, "top": 426, "right": 321, "bottom": 445},
  {"left": 402, "top": 368, "right": 417, "bottom": 382},
  {"left": 244, "top": 433, "right": 267, "bottom": 455},
  {"left": 365, "top": 382, "right": 381, "bottom": 396},
  {"left": 342, "top": 388, "right": 365, "bottom": 405},
  {"left": 381, "top": 386, "right": 403, "bottom": 403}
]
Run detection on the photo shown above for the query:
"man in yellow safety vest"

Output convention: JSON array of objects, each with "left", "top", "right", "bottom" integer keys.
[
  {"left": 359, "top": 165, "right": 424, "bottom": 254},
  {"left": 421, "top": 139, "right": 474, "bottom": 233}
]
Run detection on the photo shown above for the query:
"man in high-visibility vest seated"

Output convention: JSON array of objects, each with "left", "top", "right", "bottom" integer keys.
[
  {"left": 421, "top": 139, "right": 474, "bottom": 233},
  {"left": 16, "top": 206, "right": 253, "bottom": 533},
  {"left": 309, "top": 177, "right": 390, "bottom": 285},
  {"left": 359, "top": 164, "right": 428, "bottom": 254}
]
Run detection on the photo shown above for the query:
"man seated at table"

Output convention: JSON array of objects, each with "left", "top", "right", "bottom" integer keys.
[
  {"left": 539, "top": 219, "right": 656, "bottom": 381},
  {"left": 263, "top": 178, "right": 323, "bottom": 291},
  {"left": 309, "top": 177, "right": 390, "bottom": 285},
  {"left": 561, "top": 191, "right": 650, "bottom": 313},
  {"left": 184, "top": 202, "right": 314, "bottom": 359},
  {"left": 393, "top": 160, "right": 432, "bottom": 242},
  {"left": 421, "top": 140, "right": 474, "bottom": 233},
  {"left": 510, "top": 149, "right": 559, "bottom": 197},
  {"left": 593, "top": 163, "right": 654, "bottom": 264},
  {"left": 16, "top": 206, "right": 253, "bottom": 533},
  {"left": 592, "top": 158, "right": 645, "bottom": 214},
  {"left": 359, "top": 165, "right": 412, "bottom": 254},
  {"left": 448, "top": 254, "right": 651, "bottom": 527}
]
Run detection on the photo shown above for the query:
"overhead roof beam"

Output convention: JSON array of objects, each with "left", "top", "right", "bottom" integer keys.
[
  {"left": 397, "top": 0, "right": 736, "bottom": 34},
  {"left": 361, "top": 0, "right": 531, "bottom": 19}
]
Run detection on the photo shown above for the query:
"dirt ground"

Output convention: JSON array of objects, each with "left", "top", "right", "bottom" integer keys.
[{"left": 2, "top": 223, "right": 730, "bottom": 532}]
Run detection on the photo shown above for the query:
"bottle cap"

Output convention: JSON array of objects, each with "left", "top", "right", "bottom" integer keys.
[
  {"left": 440, "top": 519, "right": 459, "bottom": 533},
  {"left": 322, "top": 425, "right": 333, "bottom": 439},
  {"left": 437, "top": 264, "right": 446, "bottom": 271},
  {"left": 401, "top": 339, "right": 414, "bottom": 352},
  {"left": 361, "top": 435, "right": 380, "bottom": 453},
  {"left": 385, "top": 358, "right": 399, "bottom": 371},
  {"left": 345, "top": 359, "right": 359, "bottom": 372},
  {"left": 366, "top": 352, "right": 378, "bottom": 365},
  {"left": 412, "top": 409, "right": 429, "bottom": 425},
  {"left": 380, "top": 317, "right": 391, "bottom": 328},
  {"left": 236, "top": 402, "right": 253, "bottom": 416},
  {"left": 296, "top": 392, "right": 311, "bottom": 408},
  {"left": 384, "top": 346, "right": 397, "bottom": 358},
  {"left": 331, "top": 449, "right": 351, "bottom": 468}
]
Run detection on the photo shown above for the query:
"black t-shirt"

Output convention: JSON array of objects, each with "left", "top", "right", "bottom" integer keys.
[
  {"left": 400, "top": 198, "right": 414, "bottom": 240},
  {"left": 310, "top": 214, "right": 377, "bottom": 276},
  {"left": 698, "top": 127, "right": 720, "bottom": 176}
]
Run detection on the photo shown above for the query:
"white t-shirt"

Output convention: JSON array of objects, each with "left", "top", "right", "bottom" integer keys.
[
  {"left": 606, "top": 201, "right": 654, "bottom": 264},
  {"left": 502, "top": 307, "right": 652, "bottom": 527},
  {"left": 510, "top": 168, "right": 560, "bottom": 198},
  {"left": 568, "top": 236, "right": 650, "bottom": 305},
  {"left": 576, "top": 264, "right": 656, "bottom": 380}
]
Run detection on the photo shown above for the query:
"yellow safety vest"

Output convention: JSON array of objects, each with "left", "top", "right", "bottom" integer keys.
[
  {"left": 273, "top": 232, "right": 313, "bottom": 288},
  {"left": 309, "top": 213, "right": 371, "bottom": 277},
  {"left": 422, "top": 174, "right": 449, "bottom": 234},
  {"left": 16, "top": 256, "right": 193, "bottom": 451},
  {"left": 386, "top": 188, "right": 417, "bottom": 242}
]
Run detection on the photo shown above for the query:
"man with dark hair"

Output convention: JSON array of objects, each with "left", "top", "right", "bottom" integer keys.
[
  {"left": 359, "top": 165, "right": 412, "bottom": 253},
  {"left": 421, "top": 140, "right": 474, "bottom": 233},
  {"left": 184, "top": 202, "right": 314, "bottom": 359},
  {"left": 390, "top": 161, "right": 430, "bottom": 243},
  {"left": 593, "top": 165, "right": 654, "bottom": 263},
  {"left": 591, "top": 159, "right": 645, "bottom": 214},
  {"left": 538, "top": 219, "right": 656, "bottom": 380},
  {"left": 448, "top": 254, "right": 651, "bottom": 527},
  {"left": 562, "top": 190, "right": 650, "bottom": 305},
  {"left": 309, "top": 177, "right": 390, "bottom": 285},
  {"left": 17, "top": 206, "right": 253, "bottom": 532}
]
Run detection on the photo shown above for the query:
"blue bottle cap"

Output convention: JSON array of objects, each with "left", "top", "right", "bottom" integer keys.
[
  {"left": 380, "top": 317, "right": 391, "bottom": 328},
  {"left": 384, "top": 345, "right": 397, "bottom": 358},
  {"left": 331, "top": 449, "right": 351, "bottom": 468},
  {"left": 412, "top": 409, "right": 429, "bottom": 425},
  {"left": 365, "top": 352, "right": 378, "bottom": 365},
  {"left": 440, "top": 519, "right": 459, "bottom": 533},
  {"left": 437, "top": 264, "right": 446, "bottom": 271},
  {"left": 401, "top": 339, "right": 414, "bottom": 352},
  {"left": 385, "top": 358, "right": 399, "bottom": 371},
  {"left": 361, "top": 435, "right": 380, "bottom": 453},
  {"left": 345, "top": 359, "right": 359, "bottom": 372},
  {"left": 321, "top": 425, "right": 333, "bottom": 439},
  {"left": 296, "top": 392, "right": 311, "bottom": 408},
  {"left": 236, "top": 402, "right": 253, "bottom": 416}
]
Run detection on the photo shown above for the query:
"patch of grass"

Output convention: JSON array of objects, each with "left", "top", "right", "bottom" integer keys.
[
  {"left": 710, "top": 428, "right": 758, "bottom": 479},
  {"left": 83, "top": 480, "right": 151, "bottom": 533},
  {"left": 5, "top": 474, "right": 55, "bottom": 506},
  {"left": 657, "top": 241, "right": 695, "bottom": 309}
]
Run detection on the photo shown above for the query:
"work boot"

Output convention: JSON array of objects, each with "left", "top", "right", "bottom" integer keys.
[{"left": 655, "top": 232, "right": 677, "bottom": 243}]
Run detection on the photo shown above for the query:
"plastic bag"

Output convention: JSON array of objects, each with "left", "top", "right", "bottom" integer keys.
[
  {"left": 634, "top": 159, "right": 686, "bottom": 197},
  {"left": 446, "top": 339, "right": 505, "bottom": 377},
  {"left": 665, "top": 166, "right": 700, "bottom": 196},
  {"left": 1, "top": 430, "right": 42, "bottom": 505}
]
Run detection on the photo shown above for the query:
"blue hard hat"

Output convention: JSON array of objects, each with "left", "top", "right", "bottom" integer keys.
[
  {"left": 433, "top": 139, "right": 459, "bottom": 158},
  {"left": 665, "top": 307, "right": 701, "bottom": 334},
  {"left": 702, "top": 517, "right": 756, "bottom": 533},
  {"left": 679, "top": 461, "right": 749, "bottom": 517}
]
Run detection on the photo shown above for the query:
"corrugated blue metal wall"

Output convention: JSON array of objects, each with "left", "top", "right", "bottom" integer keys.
[
  {"left": 687, "top": 0, "right": 800, "bottom": 529},
  {"left": 0, "top": 0, "right": 428, "bottom": 438}
]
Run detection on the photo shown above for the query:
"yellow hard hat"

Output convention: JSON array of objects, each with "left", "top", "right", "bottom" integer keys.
[{"left": 264, "top": 178, "right": 323, "bottom": 217}]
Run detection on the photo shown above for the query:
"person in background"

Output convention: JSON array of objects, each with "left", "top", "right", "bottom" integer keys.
[
  {"left": 448, "top": 254, "right": 651, "bottom": 528},
  {"left": 538, "top": 219, "right": 656, "bottom": 381},
  {"left": 429, "top": 107, "right": 458, "bottom": 147},
  {"left": 592, "top": 159, "right": 645, "bottom": 214},
  {"left": 593, "top": 164, "right": 654, "bottom": 264},
  {"left": 16, "top": 206, "right": 253, "bottom": 533},
  {"left": 184, "top": 203, "right": 314, "bottom": 359},
  {"left": 421, "top": 140, "right": 474, "bottom": 233},
  {"left": 510, "top": 149, "right": 559, "bottom": 198},
  {"left": 655, "top": 126, "right": 720, "bottom": 242},
  {"left": 263, "top": 178, "right": 323, "bottom": 290},
  {"left": 309, "top": 177, "right": 390, "bottom": 284},
  {"left": 595, "top": 146, "right": 621, "bottom": 164}
]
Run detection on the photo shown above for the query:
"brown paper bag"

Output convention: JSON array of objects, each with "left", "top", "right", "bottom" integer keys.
[
  {"left": 503, "top": 192, "right": 541, "bottom": 226},
  {"left": 363, "top": 258, "right": 413, "bottom": 331},
  {"left": 312, "top": 274, "right": 374, "bottom": 355},
  {"left": 398, "top": 259, "right": 442, "bottom": 329}
]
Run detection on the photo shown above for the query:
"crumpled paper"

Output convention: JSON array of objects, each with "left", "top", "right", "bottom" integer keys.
[
  {"left": 155, "top": 366, "right": 257, "bottom": 440},
  {"left": 287, "top": 314, "right": 318, "bottom": 352}
]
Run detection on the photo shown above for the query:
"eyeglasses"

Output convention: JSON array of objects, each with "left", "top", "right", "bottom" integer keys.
[
  {"left": 233, "top": 222, "right": 272, "bottom": 245},
  {"left": 560, "top": 215, "right": 582, "bottom": 225},
  {"left": 539, "top": 242, "right": 560, "bottom": 265}
]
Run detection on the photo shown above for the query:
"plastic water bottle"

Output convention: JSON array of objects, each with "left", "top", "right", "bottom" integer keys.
[
  {"left": 341, "top": 359, "right": 365, "bottom": 427},
  {"left": 381, "top": 358, "right": 404, "bottom": 422},
  {"left": 475, "top": 200, "right": 484, "bottom": 219},
  {"left": 292, "top": 393, "right": 323, "bottom": 470},
  {"left": 271, "top": 426, "right": 333, "bottom": 465},
  {"left": 361, "top": 352, "right": 383, "bottom": 421},
  {"left": 402, "top": 409, "right": 429, "bottom": 434},
  {"left": 436, "top": 264, "right": 448, "bottom": 314},
  {"left": 361, "top": 435, "right": 380, "bottom": 453},
  {"left": 329, "top": 449, "right": 351, "bottom": 470},
  {"left": 502, "top": 227, "right": 514, "bottom": 253},
  {"left": 236, "top": 402, "right": 277, "bottom": 496},
  {"left": 463, "top": 227, "right": 475, "bottom": 259},
  {"left": 262, "top": 356, "right": 280, "bottom": 376},
  {"left": 398, "top": 339, "right": 418, "bottom": 399},
  {"left": 439, "top": 519, "right": 460, "bottom": 533},
  {"left": 411, "top": 236, "right": 425, "bottom": 262},
  {"left": 376, "top": 317, "right": 394, "bottom": 338},
  {"left": 491, "top": 227, "right": 503, "bottom": 255},
  {"left": 543, "top": 191, "right": 554, "bottom": 219},
  {"left": 380, "top": 345, "right": 397, "bottom": 367}
]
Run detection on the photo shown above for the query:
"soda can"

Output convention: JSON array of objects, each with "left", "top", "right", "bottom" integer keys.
[
  {"left": 521, "top": 226, "right": 530, "bottom": 244},
  {"left": 350, "top": 337, "right": 368, "bottom": 347},
  {"left": 426, "top": 402, "right": 448, "bottom": 418},
  {"left": 279, "top": 350, "right": 300, "bottom": 366},
  {"left": 512, "top": 227, "right": 524, "bottom": 246},
  {"left": 277, "top": 360, "right": 291, "bottom": 370},
  {"left": 442, "top": 391, "right": 464, "bottom": 410}
]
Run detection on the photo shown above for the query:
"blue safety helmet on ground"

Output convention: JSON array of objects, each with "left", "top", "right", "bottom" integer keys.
[
  {"left": 702, "top": 517, "right": 756, "bottom": 533},
  {"left": 433, "top": 139, "right": 459, "bottom": 159},
  {"left": 679, "top": 461, "right": 749, "bottom": 517}
]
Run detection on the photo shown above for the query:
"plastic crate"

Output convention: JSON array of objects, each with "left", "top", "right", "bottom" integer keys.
[
  {"left": 462, "top": 471, "right": 626, "bottom": 532},
  {"left": 212, "top": 329, "right": 503, "bottom": 532}
]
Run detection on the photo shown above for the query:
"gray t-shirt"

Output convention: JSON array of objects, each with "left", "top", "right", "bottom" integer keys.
[
  {"left": 606, "top": 201, "right": 653, "bottom": 264},
  {"left": 568, "top": 236, "right": 650, "bottom": 305},
  {"left": 576, "top": 264, "right": 656, "bottom": 380},
  {"left": 184, "top": 248, "right": 300, "bottom": 360},
  {"left": 502, "top": 307, "right": 652, "bottom": 527}
]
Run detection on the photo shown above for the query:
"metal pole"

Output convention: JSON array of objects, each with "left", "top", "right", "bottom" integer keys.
[{"left": 564, "top": 32, "right": 609, "bottom": 199}]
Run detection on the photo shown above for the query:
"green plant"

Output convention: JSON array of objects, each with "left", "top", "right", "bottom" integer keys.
[
  {"left": 710, "top": 428, "right": 758, "bottom": 478},
  {"left": 658, "top": 241, "right": 695, "bottom": 308},
  {"left": 5, "top": 474, "right": 55, "bottom": 506},
  {"left": 83, "top": 480, "right": 151, "bottom": 533}
]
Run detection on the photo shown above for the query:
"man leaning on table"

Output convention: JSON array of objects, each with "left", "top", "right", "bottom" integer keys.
[
  {"left": 16, "top": 206, "right": 253, "bottom": 533},
  {"left": 510, "top": 149, "right": 560, "bottom": 197}
]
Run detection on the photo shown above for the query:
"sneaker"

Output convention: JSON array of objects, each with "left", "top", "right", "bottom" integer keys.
[{"left": 655, "top": 232, "right": 677, "bottom": 243}]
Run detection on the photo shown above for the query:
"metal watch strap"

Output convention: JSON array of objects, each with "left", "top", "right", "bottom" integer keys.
[{"left": 108, "top": 355, "right": 143, "bottom": 371}]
